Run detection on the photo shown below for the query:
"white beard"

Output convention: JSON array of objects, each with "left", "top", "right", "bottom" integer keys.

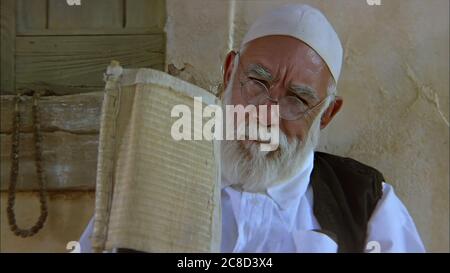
[{"left": 220, "top": 57, "right": 326, "bottom": 193}]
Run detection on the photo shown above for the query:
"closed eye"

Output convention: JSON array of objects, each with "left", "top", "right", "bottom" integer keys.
[
  {"left": 249, "top": 77, "right": 270, "bottom": 89},
  {"left": 288, "top": 91, "right": 309, "bottom": 106}
]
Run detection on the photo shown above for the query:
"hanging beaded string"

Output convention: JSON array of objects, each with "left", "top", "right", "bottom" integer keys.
[{"left": 7, "top": 91, "right": 48, "bottom": 237}]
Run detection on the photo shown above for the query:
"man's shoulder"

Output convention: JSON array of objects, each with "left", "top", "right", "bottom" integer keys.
[
  {"left": 313, "top": 151, "right": 385, "bottom": 182},
  {"left": 312, "top": 151, "right": 384, "bottom": 201},
  {"left": 311, "top": 151, "right": 385, "bottom": 252}
]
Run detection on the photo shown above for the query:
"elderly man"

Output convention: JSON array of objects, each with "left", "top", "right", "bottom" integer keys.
[{"left": 80, "top": 4, "right": 425, "bottom": 253}]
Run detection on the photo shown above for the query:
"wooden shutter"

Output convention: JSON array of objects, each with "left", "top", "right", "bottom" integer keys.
[{"left": 0, "top": 0, "right": 166, "bottom": 190}]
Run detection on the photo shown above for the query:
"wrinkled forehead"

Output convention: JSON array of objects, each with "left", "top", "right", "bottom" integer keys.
[{"left": 239, "top": 35, "right": 331, "bottom": 95}]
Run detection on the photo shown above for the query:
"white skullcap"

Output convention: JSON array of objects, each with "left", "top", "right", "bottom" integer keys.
[{"left": 240, "top": 4, "right": 343, "bottom": 83}]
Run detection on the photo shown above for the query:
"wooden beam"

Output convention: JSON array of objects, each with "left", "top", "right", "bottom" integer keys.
[
  {"left": 0, "top": 0, "right": 16, "bottom": 93},
  {"left": 1, "top": 132, "right": 98, "bottom": 190},
  {"left": 1, "top": 92, "right": 103, "bottom": 191},
  {"left": 0, "top": 92, "right": 104, "bottom": 134},
  {"left": 13, "top": 34, "right": 165, "bottom": 95}
]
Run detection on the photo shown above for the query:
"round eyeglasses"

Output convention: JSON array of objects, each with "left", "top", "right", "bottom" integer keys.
[{"left": 236, "top": 53, "right": 331, "bottom": 121}]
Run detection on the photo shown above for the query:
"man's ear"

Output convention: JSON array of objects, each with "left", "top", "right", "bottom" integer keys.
[
  {"left": 320, "top": 96, "right": 343, "bottom": 129},
  {"left": 223, "top": 51, "right": 237, "bottom": 89}
]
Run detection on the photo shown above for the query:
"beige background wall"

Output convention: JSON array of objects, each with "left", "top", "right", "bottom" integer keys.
[{"left": 165, "top": 0, "right": 449, "bottom": 252}]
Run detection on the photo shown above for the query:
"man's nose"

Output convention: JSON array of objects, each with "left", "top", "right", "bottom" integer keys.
[
  {"left": 261, "top": 83, "right": 285, "bottom": 125},
  {"left": 256, "top": 99, "right": 280, "bottom": 127}
]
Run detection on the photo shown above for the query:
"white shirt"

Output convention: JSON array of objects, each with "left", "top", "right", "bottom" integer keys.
[{"left": 80, "top": 152, "right": 425, "bottom": 253}]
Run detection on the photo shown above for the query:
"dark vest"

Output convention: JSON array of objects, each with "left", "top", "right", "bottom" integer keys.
[{"left": 310, "top": 152, "right": 384, "bottom": 253}]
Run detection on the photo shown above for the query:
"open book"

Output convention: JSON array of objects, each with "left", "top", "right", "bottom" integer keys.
[{"left": 91, "top": 62, "right": 221, "bottom": 252}]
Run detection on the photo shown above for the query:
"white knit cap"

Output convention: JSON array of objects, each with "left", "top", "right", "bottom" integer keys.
[{"left": 240, "top": 4, "right": 343, "bottom": 82}]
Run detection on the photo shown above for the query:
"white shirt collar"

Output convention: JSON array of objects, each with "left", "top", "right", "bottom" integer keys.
[{"left": 266, "top": 151, "right": 315, "bottom": 210}]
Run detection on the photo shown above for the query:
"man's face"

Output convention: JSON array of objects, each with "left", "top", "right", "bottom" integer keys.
[
  {"left": 228, "top": 35, "right": 333, "bottom": 142},
  {"left": 221, "top": 35, "right": 341, "bottom": 192}
]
